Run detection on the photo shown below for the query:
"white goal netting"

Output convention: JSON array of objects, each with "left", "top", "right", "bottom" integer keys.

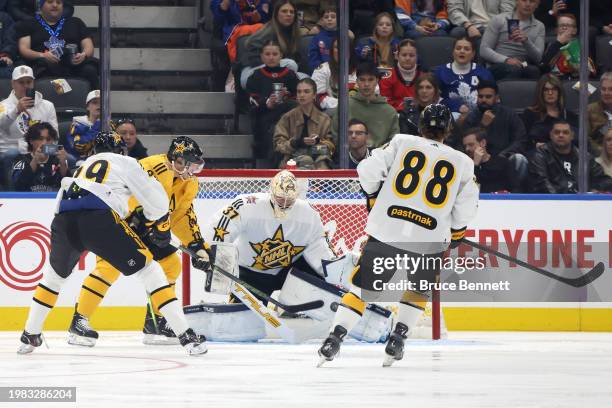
[{"left": 187, "top": 170, "right": 445, "bottom": 339}]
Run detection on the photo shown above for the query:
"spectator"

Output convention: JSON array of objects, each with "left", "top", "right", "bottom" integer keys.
[
  {"left": 307, "top": 4, "right": 344, "bottom": 70},
  {"left": 379, "top": 39, "right": 423, "bottom": 112},
  {"left": 243, "top": 0, "right": 300, "bottom": 68},
  {"left": 331, "top": 61, "right": 399, "bottom": 147},
  {"left": 395, "top": 0, "right": 450, "bottom": 39},
  {"left": 434, "top": 36, "right": 494, "bottom": 114},
  {"left": 116, "top": 118, "right": 147, "bottom": 160},
  {"left": 8, "top": 0, "right": 73, "bottom": 22},
  {"left": 587, "top": 71, "right": 612, "bottom": 156},
  {"left": 65, "top": 89, "right": 99, "bottom": 165},
  {"left": 529, "top": 120, "right": 612, "bottom": 194},
  {"left": 211, "top": 0, "right": 270, "bottom": 63},
  {"left": 522, "top": 74, "right": 578, "bottom": 154},
  {"left": 355, "top": 12, "right": 400, "bottom": 69},
  {"left": 10, "top": 121, "right": 67, "bottom": 191},
  {"left": 595, "top": 127, "right": 612, "bottom": 178},
  {"left": 347, "top": 118, "right": 372, "bottom": 169},
  {"left": 399, "top": 73, "right": 460, "bottom": 135},
  {"left": 448, "top": 0, "right": 515, "bottom": 44},
  {"left": 273, "top": 78, "right": 333, "bottom": 169},
  {"left": 311, "top": 37, "right": 359, "bottom": 114},
  {"left": 463, "top": 80, "right": 528, "bottom": 182},
  {"left": 480, "top": 0, "right": 545, "bottom": 80},
  {"left": 0, "top": 10, "right": 16, "bottom": 78},
  {"left": 0, "top": 65, "right": 57, "bottom": 189},
  {"left": 295, "top": 0, "right": 335, "bottom": 35},
  {"left": 246, "top": 40, "right": 298, "bottom": 164},
  {"left": 16, "top": 0, "right": 99, "bottom": 89},
  {"left": 540, "top": 14, "right": 596, "bottom": 79},
  {"left": 462, "top": 127, "right": 517, "bottom": 192}
]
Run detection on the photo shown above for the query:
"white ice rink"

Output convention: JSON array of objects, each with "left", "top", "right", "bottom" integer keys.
[{"left": 1, "top": 331, "right": 611, "bottom": 408}]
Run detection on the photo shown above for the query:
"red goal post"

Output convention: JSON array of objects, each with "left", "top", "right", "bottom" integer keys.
[{"left": 182, "top": 169, "right": 442, "bottom": 339}]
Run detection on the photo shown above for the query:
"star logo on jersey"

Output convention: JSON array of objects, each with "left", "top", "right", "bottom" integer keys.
[
  {"left": 250, "top": 225, "right": 305, "bottom": 270},
  {"left": 214, "top": 226, "right": 229, "bottom": 241}
]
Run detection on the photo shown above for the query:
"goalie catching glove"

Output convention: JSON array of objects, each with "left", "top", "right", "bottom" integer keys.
[
  {"left": 188, "top": 241, "right": 212, "bottom": 272},
  {"left": 127, "top": 207, "right": 171, "bottom": 248}
]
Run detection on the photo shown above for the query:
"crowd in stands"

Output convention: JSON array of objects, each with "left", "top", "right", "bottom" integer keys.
[
  {"left": 211, "top": 0, "right": 612, "bottom": 194},
  {"left": 0, "top": 0, "right": 148, "bottom": 192}
]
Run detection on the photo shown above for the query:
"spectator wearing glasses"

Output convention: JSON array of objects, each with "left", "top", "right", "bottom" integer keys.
[
  {"left": 116, "top": 118, "right": 147, "bottom": 160},
  {"left": 347, "top": 118, "right": 371, "bottom": 169}
]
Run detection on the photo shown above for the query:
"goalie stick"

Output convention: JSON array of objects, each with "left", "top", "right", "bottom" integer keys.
[
  {"left": 462, "top": 239, "right": 605, "bottom": 288},
  {"left": 173, "top": 241, "right": 325, "bottom": 313}
]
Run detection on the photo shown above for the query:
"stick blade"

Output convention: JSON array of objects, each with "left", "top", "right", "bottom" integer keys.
[
  {"left": 567, "top": 262, "right": 606, "bottom": 287},
  {"left": 283, "top": 300, "right": 324, "bottom": 313}
]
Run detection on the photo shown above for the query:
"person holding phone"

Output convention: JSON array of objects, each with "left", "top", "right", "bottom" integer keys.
[
  {"left": 10, "top": 121, "right": 68, "bottom": 191},
  {"left": 0, "top": 65, "right": 57, "bottom": 190}
]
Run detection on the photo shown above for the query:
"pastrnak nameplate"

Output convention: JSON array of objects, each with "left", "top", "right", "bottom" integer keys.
[{"left": 387, "top": 205, "right": 437, "bottom": 230}]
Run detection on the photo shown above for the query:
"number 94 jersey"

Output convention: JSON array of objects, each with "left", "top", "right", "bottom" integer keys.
[{"left": 358, "top": 134, "right": 479, "bottom": 250}]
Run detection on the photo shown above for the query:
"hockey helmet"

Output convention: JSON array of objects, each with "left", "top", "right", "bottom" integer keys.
[
  {"left": 419, "top": 103, "right": 452, "bottom": 133},
  {"left": 270, "top": 170, "right": 298, "bottom": 218},
  {"left": 93, "top": 131, "right": 127, "bottom": 155},
  {"left": 167, "top": 136, "right": 205, "bottom": 179}
]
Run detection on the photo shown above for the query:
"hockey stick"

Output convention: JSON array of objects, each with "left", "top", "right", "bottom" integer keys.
[
  {"left": 173, "top": 241, "right": 324, "bottom": 313},
  {"left": 462, "top": 238, "right": 605, "bottom": 288}
]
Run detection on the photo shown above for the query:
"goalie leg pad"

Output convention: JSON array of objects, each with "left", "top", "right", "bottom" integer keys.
[
  {"left": 183, "top": 303, "right": 266, "bottom": 342},
  {"left": 205, "top": 242, "right": 239, "bottom": 295}
]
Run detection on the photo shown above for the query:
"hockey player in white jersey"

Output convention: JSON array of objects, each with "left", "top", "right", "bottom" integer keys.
[
  {"left": 18, "top": 132, "right": 206, "bottom": 356},
  {"left": 318, "top": 104, "right": 479, "bottom": 366},
  {"left": 199, "top": 170, "right": 336, "bottom": 302}
]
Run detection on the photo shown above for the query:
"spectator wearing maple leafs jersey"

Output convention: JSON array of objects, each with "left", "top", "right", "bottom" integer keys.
[{"left": 433, "top": 36, "right": 493, "bottom": 114}]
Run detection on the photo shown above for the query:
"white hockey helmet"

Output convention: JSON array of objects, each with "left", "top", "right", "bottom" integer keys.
[{"left": 269, "top": 170, "right": 298, "bottom": 218}]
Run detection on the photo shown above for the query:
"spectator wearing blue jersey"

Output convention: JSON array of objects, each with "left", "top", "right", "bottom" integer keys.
[
  {"left": 395, "top": 0, "right": 450, "bottom": 39},
  {"left": 307, "top": 5, "right": 337, "bottom": 70},
  {"left": 65, "top": 89, "right": 99, "bottom": 166},
  {"left": 434, "top": 37, "right": 493, "bottom": 114},
  {"left": 211, "top": 0, "right": 270, "bottom": 45}
]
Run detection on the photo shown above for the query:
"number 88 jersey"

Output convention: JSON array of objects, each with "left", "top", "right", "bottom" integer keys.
[{"left": 358, "top": 134, "right": 479, "bottom": 251}]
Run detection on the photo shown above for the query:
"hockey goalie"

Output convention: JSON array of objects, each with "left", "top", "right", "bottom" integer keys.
[{"left": 184, "top": 170, "right": 392, "bottom": 343}]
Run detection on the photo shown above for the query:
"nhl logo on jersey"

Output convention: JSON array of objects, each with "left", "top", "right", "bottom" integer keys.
[{"left": 250, "top": 225, "right": 305, "bottom": 270}]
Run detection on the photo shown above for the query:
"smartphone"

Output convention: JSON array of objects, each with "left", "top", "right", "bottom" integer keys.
[
  {"left": 41, "top": 144, "right": 62, "bottom": 156},
  {"left": 25, "top": 88, "right": 35, "bottom": 99},
  {"left": 507, "top": 19, "right": 519, "bottom": 37}
]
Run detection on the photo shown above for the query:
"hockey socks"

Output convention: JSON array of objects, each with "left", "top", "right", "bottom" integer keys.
[
  {"left": 24, "top": 267, "right": 65, "bottom": 335},
  {"left": 76, "top": 271, "right": 116, "bottom": 318}
]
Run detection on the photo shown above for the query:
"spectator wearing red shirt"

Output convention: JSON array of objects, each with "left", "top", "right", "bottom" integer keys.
[{"left": 379, "top": 39, "right": 422, "bottom": 112}]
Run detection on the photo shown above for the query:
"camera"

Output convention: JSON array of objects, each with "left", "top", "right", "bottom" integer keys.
[{"left": 41, "top": 144, "right": 62, "bottom": 156}]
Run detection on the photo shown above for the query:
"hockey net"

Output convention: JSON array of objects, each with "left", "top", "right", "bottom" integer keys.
[{"left": 182, "top": 169, "right": 445, "bottom": 339}]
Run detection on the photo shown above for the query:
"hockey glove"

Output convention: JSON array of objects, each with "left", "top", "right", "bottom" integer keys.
[
  {"left": 127, "top": 206, "right": 150, "bottom": 238},
  {"left": 147, "top": 214, "right": 171, "bottom": 248},
  {"left": 188, "top": 240, "right": 212, "bottom": 272},
  {"left": 449, "top": 227, "right": 466, "bottom": 249}
]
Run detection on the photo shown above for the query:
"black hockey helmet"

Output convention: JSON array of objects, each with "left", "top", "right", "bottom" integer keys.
[
  {"left": 167, "top": 136, "right": 205, "bottom": 179},
  {"left": 419, "top": 103, "right": 452, "bottom": 132},
  {"left": 93, "top": 131, "right": 127, "bottom": 155}
]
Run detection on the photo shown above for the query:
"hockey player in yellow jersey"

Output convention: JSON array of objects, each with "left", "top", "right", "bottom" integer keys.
[
  {"left": 68, "top": 136, "right": 211, "bottom": 347},
  {"left": 317, "top": 104, "right": 479, "bottom": 367}
]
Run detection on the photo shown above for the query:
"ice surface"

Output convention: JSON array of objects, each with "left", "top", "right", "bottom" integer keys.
[{"left": 1, "top": 331, "right": 611, "bottom": 408}]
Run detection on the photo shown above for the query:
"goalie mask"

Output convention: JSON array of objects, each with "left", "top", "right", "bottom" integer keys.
[
  {"left": 167, "top": 136, "right": 205, "bottom": 180},
  {"left": 270, "top": 170, "right": 298, "bottom": 218}
]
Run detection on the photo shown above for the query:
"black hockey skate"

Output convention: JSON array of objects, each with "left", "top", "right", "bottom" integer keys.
[
  {"left": 178, "top": 328, "right": 207, "bottom": 356},
  {"left": 383, "top": 322, "right": 409, "bottom": 367},
  {"left": 142, "top": 308, "right": 180, "bottom": 345},
  {"left": 67, "top": 311, "right": 99, "bottom": 347},
  {"left": 17, "top": 331, "right": 44, "bottom": 354},
  {"left": 317, "top": 325, "right": 348, "bottom": 367}
]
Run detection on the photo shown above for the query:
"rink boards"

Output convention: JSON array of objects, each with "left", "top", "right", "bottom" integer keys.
[{"left": 0, "top": 193, "right": 611, "bottom": 331}]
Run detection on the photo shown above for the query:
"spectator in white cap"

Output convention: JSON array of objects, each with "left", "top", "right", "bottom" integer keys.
[
  {"left": 65, "top": 88, "right": 99, "bottom": 165},
  {"left": 0, "top": 64, "right": 57, "bottom": 190}
]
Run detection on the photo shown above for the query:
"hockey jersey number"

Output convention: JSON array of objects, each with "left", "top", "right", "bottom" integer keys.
[
  {"left": 74, "top": 159, "right": 111, "bottom": 184},
  {"left": 394, "top": 150, "right": 456, "bottom": 208}
]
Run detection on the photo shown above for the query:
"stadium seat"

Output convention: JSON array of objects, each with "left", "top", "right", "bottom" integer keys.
[
  {"left": 0, "top": 78, "right": 11, "bottom": 99},
  {"left": 415, "top": 36, "right": 455, "bottom": 70},
  {"left": 497, "top": 80, "right": 537, "bottom": 113},
  {"left": 562, "top": 80, "right": 600, "bottom": 113},
  {"left": 595, "top": 36, "right": 612, "bottom": 71},
  {"left": 299, "top": 35, "right": 315, "bottom": 76},
  {"left": 35, "top": 78, "right": 90, "bottom": 114}
]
